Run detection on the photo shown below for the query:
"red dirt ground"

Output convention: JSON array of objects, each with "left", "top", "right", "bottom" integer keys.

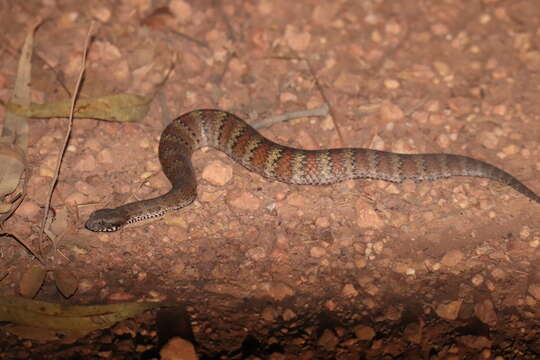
[{"left": 1, "top": 0, "right": 539, "bottom": 359}]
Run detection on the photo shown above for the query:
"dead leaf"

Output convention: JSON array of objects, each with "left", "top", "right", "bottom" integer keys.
[
  {"left": 5, "top": 325, "right": 63, "bottom": 341},
  {"left": 1, "top": 23, "right": 34, "bottom": 149},
  {"left": 0, "top": 148, "right": 25, "bottom": 223},
  {"left": 4, "top": 325, "right": 90, "bottom": 342},
  {"left": 53, "top": 268, "right": 78, "bottom": 298},
  {"left": 3, "top": 94, "right": 152, "bottom": 122},
  {"left": 0, "top": 295, "right": 166, "bottom": 331},
  {"left": 0, "top": 24, "right": 34, "bottom": 226},
  {"left": 0, "top": 144, "right": 26, "bottom": 201},
  {"left": 19, "top": 265, "right": 47, "bottom": 298}
]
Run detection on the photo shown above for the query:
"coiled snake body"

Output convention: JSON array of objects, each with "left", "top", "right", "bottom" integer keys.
[{"left": 85, "top": 109, "right": 539, "bottom": 232}]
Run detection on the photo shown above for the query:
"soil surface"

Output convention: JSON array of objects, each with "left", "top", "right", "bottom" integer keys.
[{"left": 1, "top": 0, "right": 539, "bottom": 359}]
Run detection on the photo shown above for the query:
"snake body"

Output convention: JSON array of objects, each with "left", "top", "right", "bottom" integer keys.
[{"left": 85, "top": 109, "right": 539, "bottom": 232}]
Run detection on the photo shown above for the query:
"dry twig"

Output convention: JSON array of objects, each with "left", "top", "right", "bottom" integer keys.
[
  {"left": 254, "top": 104, "right": 329, "bottom": 130},
  {"left": 39, "top": 22, "right": 95, "bottom": 255}
]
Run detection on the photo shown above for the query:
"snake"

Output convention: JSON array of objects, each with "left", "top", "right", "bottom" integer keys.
[{"left": 85, "top": 109, "right": 539, "bottom": 232}]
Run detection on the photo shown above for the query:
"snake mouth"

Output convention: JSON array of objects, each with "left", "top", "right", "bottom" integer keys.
[
  {"left": 85, "top": 208, "right": 127, "bottom": 232},
  {"left": 85, "top": 220, "right": 122, "bottom": 232},
  {"left": 85, "top": 223, "right": 121, "bottom": 232}
]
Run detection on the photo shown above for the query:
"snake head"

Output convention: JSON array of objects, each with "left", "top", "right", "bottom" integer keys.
[{"left": 85, "top": 208, "right": 128, "bottom": 232}]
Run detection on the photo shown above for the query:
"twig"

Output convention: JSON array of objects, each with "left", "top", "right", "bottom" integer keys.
[
  {"left": 212, "top": 0, "right": 236, "bottom": 41},
  {"left": 215, "top": 51, "right": 235, "bottom": 85},
  {"left": 304, "top": 58, "right": 345, "bottom": 146},
  {"left": 253, "top": 104, "right": 329, "bottom": 130},
  {"left": 170, "top": 30, "right": 209, "bottom": 49},
  {"left": 39, "top": 22, "right": 94, "bottom": 255},
  {"left": 0, "top": 34, "right": 72, "bottom": 97},
  {"left": 1, "top": 232, "right": 45, "bottom": 265}
]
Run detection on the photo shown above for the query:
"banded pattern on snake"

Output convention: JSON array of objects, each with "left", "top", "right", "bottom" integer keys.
[{"left": 85, "top": 109, "right": 539, "bottom": 232}]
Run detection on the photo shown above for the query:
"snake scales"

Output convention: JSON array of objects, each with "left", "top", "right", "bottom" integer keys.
[{"left": 85, "top": 109, "right": 539, "bottom": 232}]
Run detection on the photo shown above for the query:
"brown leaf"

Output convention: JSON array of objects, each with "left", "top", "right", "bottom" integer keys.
[
  {"left": 54, "top": 268, "right": 78, "bottom": 298},
  {"left": 0, "top": 295, "right": 165, "bottom": 332},
  {"left": 1, "top": 23, "right": 34, "bottom": 149},
  {"left": 4, "top": 94, "right": 152, "bottom": 122},
  {"left": 0, "top": 144, "right": 26, "bottom": 221},
  {"left": 19, "top": 265, "right": 47, "bottom": 298},
  {"left": 0, "top": 23, "right": 34, "bottom": 225}
]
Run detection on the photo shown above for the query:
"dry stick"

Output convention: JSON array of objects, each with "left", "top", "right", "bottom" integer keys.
[
  {"left": 215, "top": 52, "right": 235, "bottom": 85},
  {"left": 304, "top": 58, "right": 346, "bottom": 147},
  {"left": 1, "top": 232, "right": 44, "bottom": 265},
  {"left": 38, "top": 22, "right": 94, "bottom": 255},
  {"left": 253, "top": 104, "right": 329, "bottom": 130},
  {"left": 170, "top": 30, "right": 209, "bottom": 49},
  {"left": 0, "top": 34, "right": 72, "bottom": 97},
  {"left": 212, "top": 0, "right": 236, "bottom": 42}
]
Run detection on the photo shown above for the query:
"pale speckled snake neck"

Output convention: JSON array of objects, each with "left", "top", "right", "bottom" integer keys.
[{"left": 85, "top": 109, "right": 539, "bottom": 232}]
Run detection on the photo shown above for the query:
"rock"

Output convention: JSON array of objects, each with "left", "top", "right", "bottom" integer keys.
[
  {"left": 317, "top": 329, "right": 339, "bottom": 350},
  {"left": 441, "top": 250, "right": 464, "bottom": 267},
  {"left": 342, "top": 284, "right": 358, "bottom": 298},
  {"left": 171, "top": 263, "right": 185, "bottom": 276},
  {"left": 355, "top": 258, "right": 367, "bottom": 269},
  {"left": 437, "top": 134, "right": 450, "bottom": 149},
  {"left": 479, "top": 131, "right": 499, "bottom": 149},
  {"left": 315, "top": 216, "right": 330, "bottom": 228},
  {"left": 384, "top": 306, "right": 402, "bottom": 321},
  {"left": 528, "top": 284, "right": 540, "bottom": 300},
  {"left": 16, "top": 200, "right": 40, "bottom": 218},
  {"left": 354, "top": 325, "right": 375, "bottom": 341},
  {"left": 74, "top": 154, "right": 97, "bottom": 172},
  {"left": 246, "top": 247, "right": 267, "bottom": 261},
  {"left": 502, "top": 144, "right": 519, "bottom": 155},
  {"left": 403, "top": 322, "right": 422, "bottom": 344},
  {"left": 108, "top": 292, "right": 135, "bottom": 302},
  {"left": 257, "top": 282, "right": 294, "bottom": 301},
  {"left": 97, "top": 148, "right": 113, "bottom": 164},
  {"left": 90, "top": 6, "right": 111, "bottom": 23},
  {"left": 380, "top": 101, "right": 404, "bottom": 122},
  {"left": 310, "top": 247, "right": 327, "bottom": 258},
  {"left": 474, "top": 299, "right": 497, "bottom": 326},
  {"left": 201, "top": 160, "right": 233, "bottom": 186},
  {"left": 471, "top": 274, "right": 484, "bottom": 287},
  {"left": 169, "top": 0, "right": 192, "bottom": 23},
  {"left": 435, "top": 300, "right": 462, "bottom": 320},
  {"left": 355, "top": 199, "right": 385, "bottom": 229},
  {"left": 312, "top": 3, "right": 342, "bottom": 24},
  {"left": 286, "top": 192, "right": 305, "bottom": 207},
  {"left": 261, "top": 307, "right": 279, "bottom": 322},
  {"left": 384, "top": 79, "right": 400, "bottom": 89},
  {"left": 282, "top": 309, "right": 296, "bottom": 321},
  {"left": 160, "top": 337, "right": 197, "bottom": 360},
  {"left": 490, "top": 268, "right": 507, "bottom": 281},
  {"left": 433, "top": 61, "right": 451, "bottom": 76},
  {"left": 228, "top": 191, "right": 261, "bottom": 210},
  {"left": 285, "top": 25, "right": 311, "bottom": 51},
  {"left": 458, "top": 335, "right": 491, "bottom": 350}
]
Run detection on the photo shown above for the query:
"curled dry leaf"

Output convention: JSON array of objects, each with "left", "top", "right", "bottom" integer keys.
[
  {"left": 53, "top": 268, "right": 78, "bottom": 298},
  {"left": 0, "top": 295, "right": 165, "bottom": 331},
  {"left": 3, "top": 94, "right": 152, "bottom": 122},
  {"left": 19, "top": 265, "right": 47, "bottom": 298},
  {"left": 0, "top": 23, "right": 34, "bottom": 225},
  {"left": 0, "top": 144, "right": 25, "bottom": 218},
  {"left": 4, "top": 325, "right": 65, "bottom": 342}
]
